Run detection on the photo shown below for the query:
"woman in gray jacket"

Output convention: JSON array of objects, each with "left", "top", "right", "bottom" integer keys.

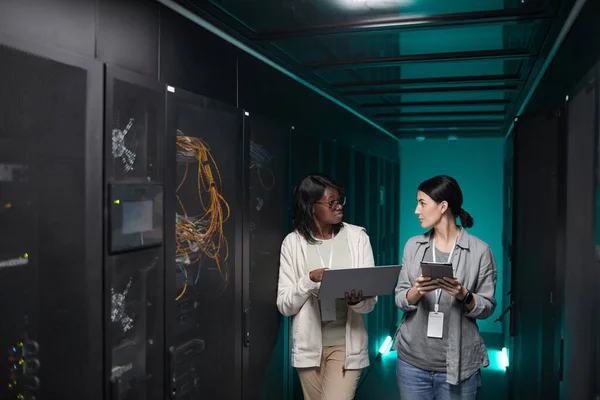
[
  {"left": 276, "top": 173, "right": 377, "bottom": 400},
  {"left": 392, "top": 175, "right": 497, "bottom": 399}
]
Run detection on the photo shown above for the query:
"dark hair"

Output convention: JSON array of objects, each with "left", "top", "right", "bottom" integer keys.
[
  {"left": 418, "top": 175, "right": 474, "bottom": 228},
  {"left": 292, "top": 173, "right": 345, "bottom": 244}
]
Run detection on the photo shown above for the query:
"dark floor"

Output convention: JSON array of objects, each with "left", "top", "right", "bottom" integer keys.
[{"left": 356, "top": 335, "right": 509, "bottom": 399}]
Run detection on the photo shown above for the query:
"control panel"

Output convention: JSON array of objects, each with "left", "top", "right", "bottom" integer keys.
[
  {"left": 109, "top": 183, "right": 164, "bottom": 254},
  {"left": 6, "top": 337, "right": 40, "bottom": 400}
]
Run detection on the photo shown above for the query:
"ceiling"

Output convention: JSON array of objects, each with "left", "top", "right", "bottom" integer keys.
[{"left": 173, "top": 0, "right": 575, "bottom": 139}]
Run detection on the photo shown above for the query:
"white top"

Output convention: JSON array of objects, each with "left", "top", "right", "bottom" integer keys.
[{"left": 306, "top": 226, "right": 351, "bottom": 346}]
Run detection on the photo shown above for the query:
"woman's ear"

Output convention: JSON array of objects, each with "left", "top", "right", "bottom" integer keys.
[{"left": 440, "top": 200, "right": 449, "bottom": 214}]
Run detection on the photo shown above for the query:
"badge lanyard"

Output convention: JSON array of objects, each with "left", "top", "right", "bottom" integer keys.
[
  {"left": 314, "top": 230, "right": 336, "bottom": 322},
  {"left": 314, "top": 230, "right": 335, "bottom": 270},
  {"left": 432, "top": 229, "right": 460, "bottom": 313}
]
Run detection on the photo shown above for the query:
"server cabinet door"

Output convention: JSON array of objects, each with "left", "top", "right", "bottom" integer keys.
[
  {"left": 165, "top": 87, "right": 243, "bottom": 400},
  {"left": 104, "top": 66, "right": 165, "bottom": 400},
  {"left": 368, "top": 156, "right": 381, "bottom": 264},
  {"left": 334, "top": 145, "right": 353, "bottom": 224},
  {"left": 563, "top": 78, "right": 597, "bottom": 400},
  {"left": 243, "top": 113, "right": 290, "bottom": 399},
  {"left": 511, "top": 106, "right": 564, "bottom": 400},
  {"left": 353, "top": 151, "right": 368, "bottom": 229},
  {"left": 290, "top": 129, "right": 320, "bottom": 187},
  {"left": 0, "top": 36, "right": 103, "bottom": 400}
]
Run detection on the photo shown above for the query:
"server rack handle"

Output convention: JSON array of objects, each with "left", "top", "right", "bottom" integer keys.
[
  {"left": 110, "top": 376, "right": 121, "bottom": 400},
  {"left": 243, "top": 308, "right": 251, "bottom": 347},
  {"left": 168, "top": 346, "right": 176, "bottom": 398}
]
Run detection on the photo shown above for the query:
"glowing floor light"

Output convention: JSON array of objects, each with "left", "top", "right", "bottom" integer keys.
[
  {"left": 488, "top": 347, "right": 509, "bottom": 371},
  {"left": 379, "top": 336, "right": 393, "bottom": 355},
  {"left": 499, "top": 347, "right": 509, "bottom": 370}
]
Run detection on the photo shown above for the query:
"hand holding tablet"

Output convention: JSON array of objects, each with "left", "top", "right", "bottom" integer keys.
[{"left": 420, "top": 261, "right": 454, "bottom": 279}]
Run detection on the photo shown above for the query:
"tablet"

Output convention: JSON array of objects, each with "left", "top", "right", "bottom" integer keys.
[
  {"left": 420, "top": 262, "right": 454, "bottom": 279},
  {"left": 317, "top": 265, "right": 402, "bottom": 300}
]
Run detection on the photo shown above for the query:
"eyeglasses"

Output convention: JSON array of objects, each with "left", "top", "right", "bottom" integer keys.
[{"left": 315, "top": 197, "right": 346, "bottom": 210}]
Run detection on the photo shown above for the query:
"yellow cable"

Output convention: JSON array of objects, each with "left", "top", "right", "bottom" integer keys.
[
  {"left": 175, "top": 265, "right": 188, "bottom": 301},
  {"left": 175, "top": 132, "right": 231, "bottom": 287}
]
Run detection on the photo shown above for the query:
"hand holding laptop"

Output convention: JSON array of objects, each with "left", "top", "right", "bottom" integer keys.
[
  {"left": 343, "top": 289, "right": 376, "bottom": 305},
  {"left": 309, "top": 268, "right": 328, "bottom": 282}
]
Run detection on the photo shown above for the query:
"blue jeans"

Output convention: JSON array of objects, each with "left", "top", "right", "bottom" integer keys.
[{"left": 396, "top": 358, "right": 481, "bottom": 400}]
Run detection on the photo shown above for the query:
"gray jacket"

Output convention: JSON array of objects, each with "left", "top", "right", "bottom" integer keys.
[{"left": 391, "top": 229, "right": 498, "bottom": 385}]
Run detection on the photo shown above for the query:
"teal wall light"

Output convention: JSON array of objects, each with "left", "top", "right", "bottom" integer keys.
[{"left": 378, "top": 336, "right": 393, "bottom": 355}]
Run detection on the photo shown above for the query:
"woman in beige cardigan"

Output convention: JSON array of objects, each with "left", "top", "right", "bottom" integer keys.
[{"left": 276, "top": 173, "right": 377, "bottom": 400}]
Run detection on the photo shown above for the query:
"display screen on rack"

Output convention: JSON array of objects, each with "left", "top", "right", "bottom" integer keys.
[{"left": 122, "top": 200, "right": 154, "bottom": 234}]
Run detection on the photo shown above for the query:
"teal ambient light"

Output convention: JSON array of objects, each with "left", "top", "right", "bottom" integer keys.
[
  {"left": 500, "top": 347, "right": 509, "bottom": 370},
  {"left": 488, "top": 347, "right": 509, "bottom": 371},
  {"left": 378, "top": 336, "right": 393, "bottom": 355}
]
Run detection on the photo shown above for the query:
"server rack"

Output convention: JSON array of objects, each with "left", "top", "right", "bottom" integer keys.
[
  {"left": 242, "top": 112, "right": 290, "bottom": 399},
  {"left": 0, "top": 34, "right": 103, "bottom": 400},
  {"left": 165, "top": 87, "right": 244, "bottom": 400},
  {"left": 103, "top": 66, "right": 166, "bottom": 400}
]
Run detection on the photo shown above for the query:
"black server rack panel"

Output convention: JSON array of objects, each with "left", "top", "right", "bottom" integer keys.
[
  {"left": 0, "top": 35, "right": 103, "bottom": 400},
  {"left": 104, "top": 67, "right": 166, "bottom": 400},
  {"left": 368, "top": 156, "right": 381, "bottom": 264},
  {"left": 244, "top": 112, "right": 290, "bottom": 399},
  {"left": 165, "top": 87, "right": 243, "bottom": 400},
  {"left": 334, "top": 146, "right": 353, "bottom": 224},
  {"left": 389, "top": 160, "right": 400, "bottom": 267},
  {"left": 353, "top": 152, "right": 367, "bottom": 229},
  {"left": 321, "top": 140, "right": 336, "bottom": 180},
  {"left": 511, "top": 106, "right": 563, "bottom": 400},
  {"left": 290, "top": 130, "right": 320, "bottom": 187},
  {"left": 384, "top": 161, "right": 394, "bottom": 266},
  {"left": 563, "top": 77, "right": 598, "bottom": 400}
]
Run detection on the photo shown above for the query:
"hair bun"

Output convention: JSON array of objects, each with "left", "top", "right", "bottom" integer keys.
[{"left": 459, "top": 208, "right": 474, "bottom": 228}]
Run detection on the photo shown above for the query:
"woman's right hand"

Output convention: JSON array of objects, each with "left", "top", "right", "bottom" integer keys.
[
  {"left": 414, "top": 275, "right": 440, "bottom": 295},
  {"left": 309, "top": 268, "right": 328, "bottom": 283},
  {"left": 406, "top": 276, "right": 439, "bottom": 305}
]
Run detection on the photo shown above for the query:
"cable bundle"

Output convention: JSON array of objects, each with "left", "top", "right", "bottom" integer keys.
[
  {"left": 175, "top": 131, "right": 230, "bottom": 300},
  {"left": 249, "top": 140, "right": 276, "bottom": 190}
]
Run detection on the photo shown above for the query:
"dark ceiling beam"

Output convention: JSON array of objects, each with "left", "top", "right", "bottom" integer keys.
[
  {"left": 375, "top": 111, "right": 506, "bottom": 118},
  {"left": 362, "top": 99, "right": 511, "bottom": 108},
  {"left": 254, "top": 7, "right": 547, "bottom": 40},
  {"left": 332, "top": 73, "right": 521, "bottom": 88},
  {"left": 303, "top": 49, "right": 530, "bottom": 69},
  {"left": 345, "top": 84, "right": 518, "bottom": 96}
]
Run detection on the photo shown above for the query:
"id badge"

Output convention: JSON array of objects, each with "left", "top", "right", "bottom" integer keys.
[
  {"left": 427, "top": 312, "right": 444, "bottom": 338},
  {"left": 320, "top": 300, "right": 336, "bottom": 322}
]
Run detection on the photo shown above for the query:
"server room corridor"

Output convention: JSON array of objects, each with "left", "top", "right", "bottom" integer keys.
[{"left": 0, "top": 0, "right": 599, "bottom": 399}]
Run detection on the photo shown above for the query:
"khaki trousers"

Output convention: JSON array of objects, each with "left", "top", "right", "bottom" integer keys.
[{"left": 296, "top": 345, "right": 362, "bottom": 400}]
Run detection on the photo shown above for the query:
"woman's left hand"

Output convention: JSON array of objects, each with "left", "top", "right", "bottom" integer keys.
[
  {"left": 437, "top": 277, "right": 466, "bottom": 301},
  {"left": 345, "top": 289, "right": 364, "bottom": 305}
]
